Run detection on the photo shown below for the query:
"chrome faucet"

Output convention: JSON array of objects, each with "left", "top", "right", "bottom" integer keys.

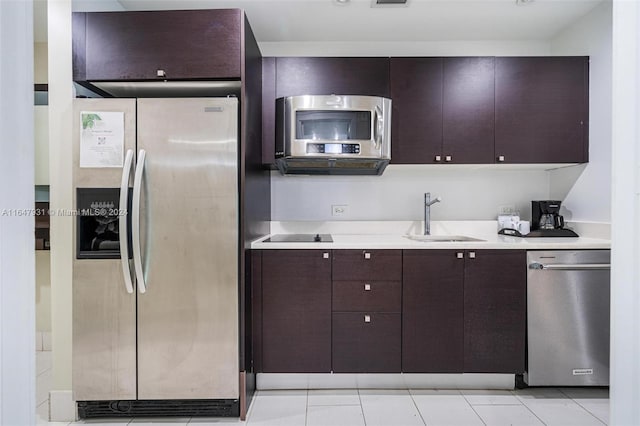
[{"left": 424, "top": 192, "right": 442, "bottom": 235}]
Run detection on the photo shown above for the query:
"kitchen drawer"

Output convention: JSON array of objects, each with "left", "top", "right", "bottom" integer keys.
[
  {"left": 332, "top": 312, "right": 401, "bottom": 373},
  {"left": 332, "top": 281, "right": 401, "bottom": 312},
  {"left": 332, "top": 250, "right": 402, "bottom": 281}
]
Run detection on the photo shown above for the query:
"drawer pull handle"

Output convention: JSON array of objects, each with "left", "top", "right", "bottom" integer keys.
[
  {"left": 364, "top": 252, "right": 371, "bottom": 259},
  {"left": 364, "top": 315, "right": 371, "bottom": 323},
  {"left": 323, "top": 252, "right": 329, "bottom": 259},
  {"left": 364, "top": 284, "right": 371, "bottom": 291},
  {"left": 456, "top": 252, "right": 463, "bottom": 259},
  {"left": 469, "top": 251, "right": 476, "bottom": 259}
]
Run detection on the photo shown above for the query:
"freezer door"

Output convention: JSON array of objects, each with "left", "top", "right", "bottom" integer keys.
[
  {"left": 72, "top": 98, "right": 137, "bottom": 401},
  {"left": 135, "top": 98, "right": 239, "bottom": 399}
]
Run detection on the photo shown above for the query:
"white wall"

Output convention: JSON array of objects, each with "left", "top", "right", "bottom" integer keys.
[
  {"left": 272, "top": 166, "right": 550, "bottom": 221},
  {"left": 550, "top": 2, "right": 612, "bottom": 223},
  {"left": 259, "top": 40, "right": 550, "bottom": 57},
  {"left": 34, "top": 42, "right": 48, "bottom": 85},
  {"left": 267, "top": 40, "right": 558, "bottom": 222},
  {"left": 34, "top": 39, "right": 51, "bottom": 334},
  {"left": 0, "top": 0, "right": 35, "bottom": 424},
  {"left": 48, "top": 0, "right": 75, "bottom": 419},
  {"left": 610, "top": 1, "right": 640, "bottom": 424},
  {"left": 36, "top": 251, "right": 51, "bottom": 332}
]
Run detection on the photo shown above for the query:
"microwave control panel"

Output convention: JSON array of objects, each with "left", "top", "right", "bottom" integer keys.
[{"left": 306, "top": 143, "right": 361, "bottom": 155}]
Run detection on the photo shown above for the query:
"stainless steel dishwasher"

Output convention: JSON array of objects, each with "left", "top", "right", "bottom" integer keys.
[{"left": 526, "top": 250, "right": 610, "bottom": 386}]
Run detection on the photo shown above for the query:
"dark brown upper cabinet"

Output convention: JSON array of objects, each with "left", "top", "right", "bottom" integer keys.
[
  {"left": 464, "top": 250, "right": 526, "bottom": 373},
  {"left": 391, "top": 57, "right": 495, "bottom": 164},
  {"left": 275, "top": 57, "right": 390, "bottom": 99},
  {"left": 263, "top": 55, "right": 588, "bottom": 165},
  {"left": 495, "top": 57, "right": 589, "bottom": 164},
  {"left": 443, "top": 57, "right": 495, "bottom": 164},
  {"left": 73, "top": 9, "right": 243, "bottom": 82},
  {"left": 390, "top": 58, "right": 443, "bottom": 164}
]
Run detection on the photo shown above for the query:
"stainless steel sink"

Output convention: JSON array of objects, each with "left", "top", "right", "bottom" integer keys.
[{"left": 403, "top": 235, "right": 486, "bottom": 242}]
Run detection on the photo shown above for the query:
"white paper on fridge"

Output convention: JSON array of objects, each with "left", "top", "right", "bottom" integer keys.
[{"left": 79, "top": 111, "right": 124, "bottom": 168}]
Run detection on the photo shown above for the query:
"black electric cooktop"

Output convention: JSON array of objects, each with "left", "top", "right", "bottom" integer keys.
[{"left": 263, "top": 234, "right": 333, "bottom": 243}]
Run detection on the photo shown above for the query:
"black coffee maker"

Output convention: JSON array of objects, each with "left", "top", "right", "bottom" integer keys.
[{"left": 529, "top": 200, "right": 579, "bottom": 237}]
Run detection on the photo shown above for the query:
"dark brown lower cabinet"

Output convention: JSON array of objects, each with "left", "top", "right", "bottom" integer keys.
[
  {"left": 332, "top": 312, "right": 401, "bottom": 373},
  {"left": 256, "top": 248, "right": 526, "bottom": 375},
  {"left": 402, "top": 250, "right": 465, "bottom": 372},
  {"left": 463, "top": 250, "right": 526, "bottom": 373},
  {"left": 261, "top": 250, "right": 332, "bottom": 373},
  {"left": 403, "top": 249, "right": 526, "bottom": 374}
]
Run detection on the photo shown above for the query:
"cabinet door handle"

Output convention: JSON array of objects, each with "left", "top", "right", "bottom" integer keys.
[
  {"left": 364, "top": 284, "right": 371, "bottom": 291},
  {"left": 469, "top": 251, "right": 476, "bottom": 259},
  {"left": 364, "top": 315, "right": 371, "bottom": 323},
  {"left": 445, "top": 155, "right": 452, "bottom": 162},
  {"left": 364, "top": 252, "right": 371, "bottom": 259},
  {"left": 497, "top": 155, "right": 505, "bottom": 162},
  {"left": 435, "top": 155, "right": 441, "bottom": 162},
  {"left": 456, "top": 252, "right": 463, "bottom": 259},
  {"left": 156, "top": 69, "right": 166, "bottom": 78},
  {"left": 323, "top": 252, "right": 329, "bottom": 259}
]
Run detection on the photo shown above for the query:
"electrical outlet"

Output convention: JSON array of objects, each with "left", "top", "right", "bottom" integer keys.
[
  {"left": 332, "top": 205, "right": 348, "bottom": 216},
  {"left": 498, "top": 205, "right": 516, "bottom": 215}
]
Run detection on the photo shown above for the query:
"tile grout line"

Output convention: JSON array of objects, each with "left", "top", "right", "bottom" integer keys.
[
  {"left": 307, "top": 403, "right": 362, "bottom": 407},
  {"left": 510, "top": 390, "right": 549, "bottom": 426},
  {"left": 407, "top": 389, "right": 428, "bottom": 426},
  {"left": 460, "top": 391, "right": 488, "bottom": 426},
  {"left": 304, "top": 388, "right": 309, "bottom": 426},
  {"left": 557, "top": 388, "right": 609, "bottom": 426},
  {"left": 37, "top": 367, "right": 52, "bottom": 378},
  {"left": 357, "top": 388, "right": 367, "bottom": 426}
]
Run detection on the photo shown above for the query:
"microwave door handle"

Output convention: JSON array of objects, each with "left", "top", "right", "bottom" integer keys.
[
  {"left": 374, "top": 105, "right": 383, "bottom": 150},
  {"left": 119, "top": 149, "right": 134, "bottom": 294},
  {"left": 132, "top": 149, "right": 147, "bottom": 294}
]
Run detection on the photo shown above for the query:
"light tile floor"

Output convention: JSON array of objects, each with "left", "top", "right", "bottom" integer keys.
[{"left": 37, "top": 352, "right": 609, "bottom": 426}]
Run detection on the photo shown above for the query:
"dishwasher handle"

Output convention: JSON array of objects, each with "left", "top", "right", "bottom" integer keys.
[{"left": 529, "top": 262, "right": 611, "bottom": 271}]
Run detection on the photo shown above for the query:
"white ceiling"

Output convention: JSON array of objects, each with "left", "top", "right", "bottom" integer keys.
[{"left": 35, "top": 0, "right": 605, "bottom": 44}]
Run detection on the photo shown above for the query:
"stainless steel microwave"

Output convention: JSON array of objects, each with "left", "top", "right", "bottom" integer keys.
[{"left": 275, "top": 95, "right": 392, "bottom": 175}]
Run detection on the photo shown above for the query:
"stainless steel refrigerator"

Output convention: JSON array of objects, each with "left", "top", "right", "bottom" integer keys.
[{"left": 72, "top": 97, "right": 244, "bottom": 418}]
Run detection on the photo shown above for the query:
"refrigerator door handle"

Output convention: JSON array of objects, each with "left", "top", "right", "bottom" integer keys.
[
  {"left": 132, "top": 149, "right": 147, "bottom": 294},
  {"left": 119, "top": 149, "right": 135, "bottom": 294}
]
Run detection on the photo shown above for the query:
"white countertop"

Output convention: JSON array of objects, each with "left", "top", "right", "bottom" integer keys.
[{"left": 250, "top": 221, "right": 611, "bottom": 250}]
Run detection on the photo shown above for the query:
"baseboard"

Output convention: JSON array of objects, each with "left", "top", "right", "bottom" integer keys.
[
  {"left": 50, "top": 390, "right": 76, "bottom": 422},
  {"left": 257, "top": 373, "right": 515, "bottom": 390}
]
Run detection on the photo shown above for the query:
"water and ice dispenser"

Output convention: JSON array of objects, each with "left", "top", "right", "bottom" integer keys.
[{"left": 76, "top": 188, "right": 131, "bottom": 259}]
